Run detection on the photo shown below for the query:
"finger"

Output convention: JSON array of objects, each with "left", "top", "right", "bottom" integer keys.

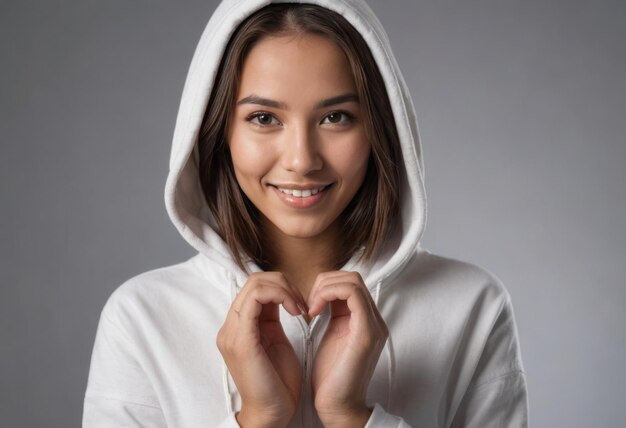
[
  {"left": 229, "top": 279, "right": 304, "bottom": 325},
  {"left": 233, "top": 272, "right": 307, "bottom": 314},
  {"left": 309, "top": 271, "right": 373, "bottom": 313},
  {"left": 308, "top": 281, "right": 371, "bottom": 318},
  {"left": 328, "top": 298, "right": 351, "bottom": 319},
  {"left": 260, "top": 272, "right": 308, "bottom": 303},
  {"left": 308, "top": 271, "right": 356, "bottom": 308},
  {"left": 319, "top": 277, "right": 387, "bottom": 338},
  {"left": 238, "top": 283, "right": 303, "bottom": 330},
  {"left": 264, "top": 272, "right": 308, "bottom": 312}
]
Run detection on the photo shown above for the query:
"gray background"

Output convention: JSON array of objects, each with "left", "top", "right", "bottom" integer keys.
[{"left": 2, "top": 0, "right": 624, "bottom": 426}]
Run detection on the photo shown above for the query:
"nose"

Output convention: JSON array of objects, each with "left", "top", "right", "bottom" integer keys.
[{"left": 280, "top": 124, "right": 323, "bottom": 174}]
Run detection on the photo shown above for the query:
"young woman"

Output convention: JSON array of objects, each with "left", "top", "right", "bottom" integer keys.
[{"left": 83, "top": 1, "right": 529, "bottom": 427}]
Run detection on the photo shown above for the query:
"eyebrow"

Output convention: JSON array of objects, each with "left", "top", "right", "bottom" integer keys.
[
  {"left": 236, "top": 93, "right": 359, "bottom": 109},
  {"left": 317, "top": 93, "right": 360, "bottom": 108}
]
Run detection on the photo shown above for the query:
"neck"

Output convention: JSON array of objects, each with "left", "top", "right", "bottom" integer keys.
[{"left": 262, "top": 221, "right": 340, "bottom": 301}]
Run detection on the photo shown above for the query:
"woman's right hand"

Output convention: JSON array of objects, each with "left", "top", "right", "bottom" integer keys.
[{"left": 216, "top": 272, "right": 306, "bottom": 428}]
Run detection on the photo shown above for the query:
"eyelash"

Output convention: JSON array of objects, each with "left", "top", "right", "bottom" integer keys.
[
  {"left": 246, "top": 111, "right": 280, "bottom": 127},
  {"left": 321, "top": 111, "right": 355, "bottom": 125},
  {"left": 245, "top": 110, "right": 355, "bottom": 127}
]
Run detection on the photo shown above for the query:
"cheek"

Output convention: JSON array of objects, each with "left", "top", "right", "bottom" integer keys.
[
  {"left": 329, "top": 137, "right": 371, "bottom": 184},
  {"left": 229, "top": 133, "right": 276, "bottom": 184}
]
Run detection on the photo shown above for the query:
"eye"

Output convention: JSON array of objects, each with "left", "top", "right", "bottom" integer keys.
[
  {"left": 247, "top": 112, "right": 281, "bottom": 127},
  {"left": 321, "top": 111, "right": 354, "bottom": 125}
]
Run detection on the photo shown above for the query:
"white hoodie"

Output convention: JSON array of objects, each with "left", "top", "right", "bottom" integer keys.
[{"left": 83, "top": 0, "right": 529, "bottom": 427}]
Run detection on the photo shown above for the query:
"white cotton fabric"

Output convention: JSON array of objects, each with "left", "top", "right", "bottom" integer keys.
[{"left": 83, "top": 0, "right": 529, "bottom": 426}]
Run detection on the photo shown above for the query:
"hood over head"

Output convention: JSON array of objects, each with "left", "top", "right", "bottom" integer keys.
[{"left": 165, "top": 0, "right": 427, "bottom": 290}]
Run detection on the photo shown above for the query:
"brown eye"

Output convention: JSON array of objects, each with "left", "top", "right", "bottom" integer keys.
[
  {"left": 321, "top": 111, "right": 353, "bottom": 125},
  {"left": 248, "top": 112, "right": 280, "bottom": 126},
  {"left": 327, "top": 113, "right": 342, "bottom": 123},
  {"left": 257, "top": 114, "right": 272, "bottom": 125}
]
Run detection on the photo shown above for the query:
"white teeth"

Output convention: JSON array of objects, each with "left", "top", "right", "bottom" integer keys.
[{"left": 277, "top": 186, "right": 326, "bottom": 197}]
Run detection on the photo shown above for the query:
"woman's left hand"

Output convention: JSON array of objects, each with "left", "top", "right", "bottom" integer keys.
[{"left": 307, "top": 271, "right": 389, "bottom": 428}]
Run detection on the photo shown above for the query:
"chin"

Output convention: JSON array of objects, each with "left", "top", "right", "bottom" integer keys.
[
  {"left": 278, "top": 228, "right": 324, "bottom": 240},
  {"left": 275, "top": 221, "right": 331, "bottom": 240}
]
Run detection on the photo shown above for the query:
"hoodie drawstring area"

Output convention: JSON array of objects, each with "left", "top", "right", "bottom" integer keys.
[
  {"left": 221, "top": 276, "right": 395, "bottom": 416},
  {"left": 222, "top": 272, "right": 238, "bottom": 414}
]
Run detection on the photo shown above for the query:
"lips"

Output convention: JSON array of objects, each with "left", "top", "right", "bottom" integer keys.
[
  {"left": 270, "top": 184, "right": 332, "bottom": 208},
  {"left": 275, "top": 185, "right": 329, "bottom": 198}
]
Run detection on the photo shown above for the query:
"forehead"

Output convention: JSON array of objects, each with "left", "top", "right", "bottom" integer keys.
[{"left": 237, "top": 33, "right": 357, "bottom": 102}]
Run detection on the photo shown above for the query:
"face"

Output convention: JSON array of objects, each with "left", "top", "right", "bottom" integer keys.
[{"left": 228, "top": 33, "right": 370, "bottom": 244}]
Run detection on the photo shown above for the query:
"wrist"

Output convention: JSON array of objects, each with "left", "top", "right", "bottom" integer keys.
[{"left": 236, "top": 407, "right": 291, "bottom": 428}]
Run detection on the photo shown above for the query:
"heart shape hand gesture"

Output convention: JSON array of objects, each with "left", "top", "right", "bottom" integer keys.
[{"left": 217, "top": 271, "right": 388, "bottom": 428}]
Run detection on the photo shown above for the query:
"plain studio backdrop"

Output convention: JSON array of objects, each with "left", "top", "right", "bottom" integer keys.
[{"left": 2, "top": 0, "right": 624, "bottom": 426}]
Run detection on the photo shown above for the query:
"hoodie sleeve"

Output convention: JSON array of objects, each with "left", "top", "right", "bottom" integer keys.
[
  {"left": 365, "top": 403, "right": 412, "bottom": 427},
  {"left": 83, "top": 297, "right": 241, "bottom": 428},
  {"left": 450, "top": 297, "right": 529, "bottom": 428},
  {"left": 82, "top": 305, "right": 168, "bottom": 427},
  {"left": 363, "top": 289, "right": 528, "bottom": 428}
]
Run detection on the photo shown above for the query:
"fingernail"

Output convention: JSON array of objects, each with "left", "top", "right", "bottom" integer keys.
[{"left": 297, "top": 302, "right": 307, "bottom": 315}]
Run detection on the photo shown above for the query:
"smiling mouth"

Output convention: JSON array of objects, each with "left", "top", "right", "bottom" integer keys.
[
  {"left": 269, "top": 183, "right": 332, "bottom": 209},
  {"left": 274, "top": 184, "right": 331, "bottom": 198}
]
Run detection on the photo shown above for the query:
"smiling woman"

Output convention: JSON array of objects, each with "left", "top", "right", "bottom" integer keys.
[
  {"left": 83, "top": 1, "right": 529, "bottom": 427},
  {"left": 199, "top": 7, "right": 402, "bottom": 276},
  {"left": 228, "top": 33, "right": 371, "bottom": 268}
]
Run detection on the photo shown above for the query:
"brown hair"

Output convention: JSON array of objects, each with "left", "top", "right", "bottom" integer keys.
[{"left": 198, "top": 3, "right": 401, "bottom": 272}]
